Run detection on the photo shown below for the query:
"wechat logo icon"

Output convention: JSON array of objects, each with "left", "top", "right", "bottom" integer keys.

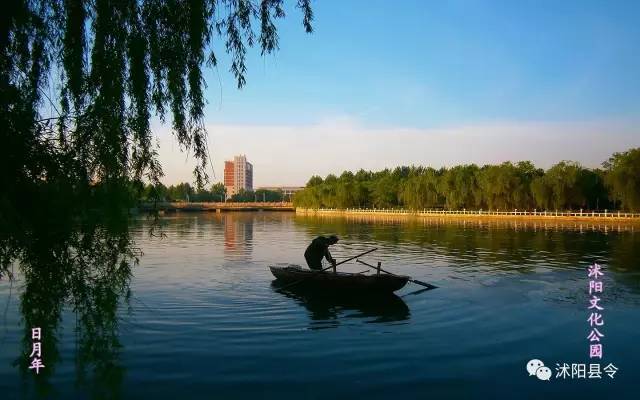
[{"left": 527, "top": 359, "right": 551, "bottom": 381}]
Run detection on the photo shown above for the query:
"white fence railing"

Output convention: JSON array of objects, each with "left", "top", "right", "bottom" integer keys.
[{"left": 296, "top": 208, "right": 640, "bottom": 219}]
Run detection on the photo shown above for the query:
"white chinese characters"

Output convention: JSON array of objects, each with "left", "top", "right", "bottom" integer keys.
[
  {"left": 28, "top": 327, "right": 45, "bottom": 374},
  {"left": 587, "top": 263, "right": 605, "bottom": 359},
  {"left": 555, "top": 363, "right": 618, "bottom": 379}
]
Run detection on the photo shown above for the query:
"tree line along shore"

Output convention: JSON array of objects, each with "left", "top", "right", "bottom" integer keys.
[
  {"left": 138, "top": 182, "right": 287, "bottom": 203},
  {"left": 292, "top": 148, "right": 640, "bottom": 212}
]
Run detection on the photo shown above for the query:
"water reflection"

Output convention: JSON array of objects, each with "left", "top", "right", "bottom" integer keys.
[
  {"left": 294, "top": 214, "right": 640, "bottom": 274},
  {"left": 272, "top": 283, "right": 410, "bottom": 328},
  {"left": 2, "top": 215, "right": 136, "bottom": 399},
  {"left": 308, "top": 213, "right": 640, "bottom": 232},
  {"left": 3, "top": 211, "right": 639, "bottom": 398},
  {"left": 222, "top": 213, "right": 254, "bottom": 260}
]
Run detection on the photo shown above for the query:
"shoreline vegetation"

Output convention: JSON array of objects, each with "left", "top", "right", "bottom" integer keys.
[
  {"left": 295, "top": 207, "right": 640, "bottom": 224},
  {"left": 292, "top": 148, "right": 640, "bottom": 213},
  {"left": 295, "top": 210, "right": 639, "bottom": 234},
  {"left": 133, "top": 202, "right": 640, "bottom": 224}
]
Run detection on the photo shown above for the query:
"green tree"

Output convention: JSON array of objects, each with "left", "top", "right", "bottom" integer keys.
[
  {"left": 320, "top": 174, "right": 339, "bottom": 208},
  {"left": 401, "top": 167, "right": 441, "bottom": 210},
  {"left": 477, "top": 163, "right": 521, "bottom": 209},
  {"left": 210, "top": 182, "right": 227, "bottom": 202},
  {"left": 544, "top": 161, "right": 587, "bottom": 209},
  {"left": 193, "top": 187, "right": 213, "bottom": 202},
  {"left": 141, "top": 182, "right": 168, "bottom": 201},
  {"left": 604, "top": 148, "right": 640, "bottom": 211},
  {"left": 371, "top": 172, "right": 400, "bottom": 208},
  {"left": 2, "top": 0, "right": 314, "bottom": 236},
  {"left": 306, "top": 175, "right": 324, "bottom": 187},
  {"left": 167, "top": 182, "right": 195, "bottom": 201},
  {"left": 439, "top": 165, "right": 479, "bottom": 209},
  {"left": 531, "top": 176, "right": 552, "bottom": 210},
  {"left": 335, "top": 171, "right": 356, "bottom": 208},
  {"left": 230, "top": 188, "right": 254, "bottom": 202},
  {"left": 577, "top": 168, "right": 608, "bottom": 209},
  {"left": 292, "top": 149, "right": 639, "bottom": 212},
  {"left": 352, "top": 169, "right": 372, "bottom": 207},
  {"left": 512, "top": 161, "right": 542, "bottom": 209},
  {"left": 293, "top": 186, "right": 322, "bottom": 209},
  {"left": 254, "top": 189, "right": 284, "bottom": 202}
]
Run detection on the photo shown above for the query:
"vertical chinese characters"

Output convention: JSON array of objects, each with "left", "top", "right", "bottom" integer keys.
[
  {"left": 587, "top": 263, "right": 604, "bottom": 359},
  {"left": 551, "top": 263, "right": 618, "bottom": 380},
  {"left": 28, "top": 327, "right": 45, "bottom": 374}
]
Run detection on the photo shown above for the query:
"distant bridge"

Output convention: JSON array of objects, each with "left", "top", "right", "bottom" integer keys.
[{"left": 138, "top": 201, "right": 294, "bottom": 212}]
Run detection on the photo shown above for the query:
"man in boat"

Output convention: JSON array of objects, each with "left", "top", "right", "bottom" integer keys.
[{"left": 304, "top": 235, "right": 339, "bottom": 271}]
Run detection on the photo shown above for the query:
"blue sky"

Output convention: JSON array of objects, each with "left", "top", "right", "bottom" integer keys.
[{"left": 158, "top": 0, "right": 640, "bottom": 185}]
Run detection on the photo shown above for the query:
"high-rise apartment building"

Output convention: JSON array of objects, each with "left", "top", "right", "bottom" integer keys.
[{"left": 223, "top": 155, "right": 253, "bottom": 198}]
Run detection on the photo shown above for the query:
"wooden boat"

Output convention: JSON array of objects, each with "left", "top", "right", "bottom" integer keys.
[{"left": 269, "top": 265, "right": 409, "bottom": 294}]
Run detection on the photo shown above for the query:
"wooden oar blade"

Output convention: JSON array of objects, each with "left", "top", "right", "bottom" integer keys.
[
  {"left": 410, "top": 279, "right": 438, "bottom": 290},
  {"left": 402, "top": 287, "right": 435, "bottom": 297},
  {"left": 357, "top": 259, "right": 438, "bottom": 290}
]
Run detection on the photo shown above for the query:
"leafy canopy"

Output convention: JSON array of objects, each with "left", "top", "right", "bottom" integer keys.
[{"left": 2, "top": 0, "right": 313, "bottom": 190}]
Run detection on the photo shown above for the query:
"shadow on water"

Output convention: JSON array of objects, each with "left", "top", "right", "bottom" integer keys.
[{"left": 271, "top": 282, "right": 410, "bottom": 327}]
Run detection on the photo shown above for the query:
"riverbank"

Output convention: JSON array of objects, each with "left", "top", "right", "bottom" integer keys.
[
  {"left": 136, "top": 201, "right": 294, "bottom": 213},
  {"left": 296, "top": 208, "right": 640, "bottom": 223}
]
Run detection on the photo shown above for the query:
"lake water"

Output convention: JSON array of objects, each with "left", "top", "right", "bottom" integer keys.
[{"left": 1, "top": 211, "right": 639, "bottom": 399}]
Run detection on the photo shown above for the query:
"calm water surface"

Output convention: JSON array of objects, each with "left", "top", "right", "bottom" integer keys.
[{"left": 1, "top": 212, "right": 639, "bottom": 399}]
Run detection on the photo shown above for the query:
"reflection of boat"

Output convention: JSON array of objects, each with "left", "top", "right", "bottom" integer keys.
[
  {"left": 269, "top": 265, "right": 409, "bottom": 293},
  {"left": 271, "top": 282, "right": 410, "bottom": 324}
]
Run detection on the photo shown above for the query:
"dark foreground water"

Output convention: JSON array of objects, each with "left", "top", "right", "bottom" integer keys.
[{"left": 1, "top": 212, "right": 639, "bottom": 399}]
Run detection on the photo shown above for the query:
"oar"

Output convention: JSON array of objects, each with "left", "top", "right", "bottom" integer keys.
[
  {"left": 276, "top": 248, "right": 378, "bottom": 291},
  {"left": 322, "top": 248, "right": 378, "bottom": 272},
  {"left": 356, "top": 259, "right": 438, "bottom": 290}
]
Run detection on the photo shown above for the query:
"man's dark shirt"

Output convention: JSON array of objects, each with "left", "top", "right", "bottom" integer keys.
[{"left": 304, "top": 236, "right": 335, "bottom": 270}]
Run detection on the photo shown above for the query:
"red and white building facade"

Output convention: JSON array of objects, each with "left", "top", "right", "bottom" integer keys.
[{"left": 223, "top": 155, "right": 253, "bottom": 199}]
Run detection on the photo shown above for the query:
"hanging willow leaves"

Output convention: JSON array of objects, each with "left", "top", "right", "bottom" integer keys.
[
  {"left": 0, "top": 0, "right": 313, "bottom": 277},
  {"left": 1, "top": 0, "right": 313, "bottom": 193}
]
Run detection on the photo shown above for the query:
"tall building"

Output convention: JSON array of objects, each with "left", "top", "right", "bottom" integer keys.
[
  {"left": 223, "top": 155, "right": 253, "bottom": 198},
  {"left": 224, "top": 161, "right": 234, "bottom": 194}
]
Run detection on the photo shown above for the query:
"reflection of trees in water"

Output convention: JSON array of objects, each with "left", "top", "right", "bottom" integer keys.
[
  {"left": 294, "top": 215, "right": 640, "bottom": 294},
  {"left": 295, "top": 215, "right": 639, "bottom": 270},
  {"left": 2, "top": 214, "right": 137, "bottom": 399}
]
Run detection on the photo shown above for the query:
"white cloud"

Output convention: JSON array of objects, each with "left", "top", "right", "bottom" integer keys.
[{"left": 154, "top": 117, "right": 640, "bottom": 186}]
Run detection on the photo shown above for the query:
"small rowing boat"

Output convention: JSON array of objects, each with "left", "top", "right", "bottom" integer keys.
[{"left": 269, "top": 265, "right": 410, "bottom": 294}]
